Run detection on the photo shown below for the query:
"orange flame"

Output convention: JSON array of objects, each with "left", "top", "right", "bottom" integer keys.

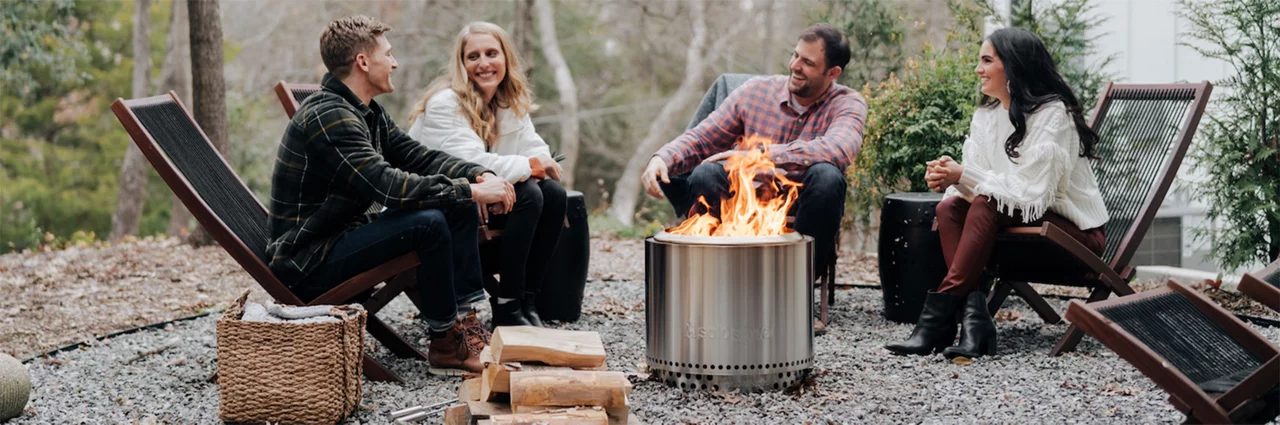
[{"left": 668, "top": 135, "right": 801, "bottom": 236}]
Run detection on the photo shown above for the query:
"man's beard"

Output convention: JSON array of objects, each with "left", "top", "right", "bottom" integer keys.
[{"left": 789, "top": 78, "right": 819, "bottom": 98}]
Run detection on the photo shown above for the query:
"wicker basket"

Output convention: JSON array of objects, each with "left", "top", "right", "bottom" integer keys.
[{"left": 216, "top": 290, "right": 365, "bottom": 425}]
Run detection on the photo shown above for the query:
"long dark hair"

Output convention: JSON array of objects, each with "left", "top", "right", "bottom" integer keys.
[{"left": 981, "top": 27, "right": 1099, "bottom": 160}]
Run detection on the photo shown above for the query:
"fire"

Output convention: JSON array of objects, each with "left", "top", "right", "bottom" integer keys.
[{"left": 668, "top": 135, "right": 802, "bottom": 237}]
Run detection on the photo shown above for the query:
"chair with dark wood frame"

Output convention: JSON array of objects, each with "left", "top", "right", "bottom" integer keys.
[
  {"left": 1065, "top": 280, "right": 1279, "bottom": 424},
  {"left": 111, "top": 92, "right": 426, "bottom": 383},
  {"left": 984, "top": 82, "right": 1214, "bottom": 355},
  {"left": 1239, "top": 258, "right": 1280, "bottom": 313}
]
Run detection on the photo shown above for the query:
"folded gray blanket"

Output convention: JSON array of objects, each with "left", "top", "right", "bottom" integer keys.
[{"left": 240, "top": 300, "right": 363, "bottom": 324}]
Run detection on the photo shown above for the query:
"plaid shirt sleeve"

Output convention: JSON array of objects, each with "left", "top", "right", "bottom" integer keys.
[
  {"left": 770, "top": 91, "right": 869, "bottom": 172},
  {"left": 653, "top": 85, "right": 750, "bottom": 176},
  {"left": 381, "top": 114, "right": 490, "bottom": 183},
  {"left": 307, "top": 106, "right": 475, "bottom": 210}
]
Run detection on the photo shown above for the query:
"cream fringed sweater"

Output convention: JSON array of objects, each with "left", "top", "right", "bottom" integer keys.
[{"left": 944, "top": 101, "right": 1110, "bottom": 230}]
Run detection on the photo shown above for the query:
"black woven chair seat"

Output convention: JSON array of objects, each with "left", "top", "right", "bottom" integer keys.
[
  {"left": 1098, "top": 292, "right": 1263, "bottom": 391},
  {"left": 130, "top": 101, "right": 272, "bottom": 263},
  {"left": 291, "top": 87, "right": 320, "bottom": 106},
  {"left": 1263, "top": 267, "right": 1280, "bottom": 289}
]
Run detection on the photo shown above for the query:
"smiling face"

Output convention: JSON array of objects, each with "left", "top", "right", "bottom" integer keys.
[
  {"left": 358, "top": 34, "right": 398, "bottom": 95},
  {"left": 462, "top": 33, "right": 507, "bottom": 101},
  {"left": 786, "top": 39, "right": 833, "bottom": 99},
  {"left": 975, "top": 40, "right": 1008, "bottom": 101}
]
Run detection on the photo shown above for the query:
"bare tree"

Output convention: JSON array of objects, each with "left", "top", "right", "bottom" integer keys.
[
  {"left": 608, "top": 0, "right": 750, "bottom": 225},
  {"left": 513, "top": 0, "right": 536, "bottom": 75},
  {"left": 534, "top": 0, "right": 581, "bottom": 189},
  {"left": 187, "top": 0, "right": 229, "bottom": 246},
  {"left": 110, "top": 0, "right": 153, "bottom": 241},
  {"left": 159, "top": 0, "right": 193, "bottom": 238}
]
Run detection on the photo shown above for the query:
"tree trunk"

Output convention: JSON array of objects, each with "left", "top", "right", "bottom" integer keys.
[
  {"left": 608, "top": 0, "right": 708, "bottom": 226},
  {"left": 513, "top": 0, "right": 536, "bottom": 75},
  {"left": 534, "top": 0, "right": 581, "bottom": 189},
  {"left": 110, "top": 0, "right": 153, "bottom": 242},
  {"left": 160, "top": 0, "right": 194, "bottom": 238},
  {"left": 187, "top": 0, "right": 228, "bottom": 246}
]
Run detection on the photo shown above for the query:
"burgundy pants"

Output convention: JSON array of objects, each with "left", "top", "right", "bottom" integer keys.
[{"left": 934, "top": 195, "right": 1106, "bottom": 295}]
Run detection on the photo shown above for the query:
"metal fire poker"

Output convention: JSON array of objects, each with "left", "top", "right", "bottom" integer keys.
[{"left": 390, "top": 398, "right": 458, "bottom": 423}]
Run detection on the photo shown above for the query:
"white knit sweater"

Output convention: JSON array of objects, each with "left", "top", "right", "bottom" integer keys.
[
  {"left": 945, "top": 101, "right": 1109, "bottom": 230},
  {"left": 406, "top": 90, "right": 553, "bottom": 183}
]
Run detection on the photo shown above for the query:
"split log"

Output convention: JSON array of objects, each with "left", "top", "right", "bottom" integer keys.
[
  {"left": 491, "top": 326, "right": 606, "bottom": 368},
  {"left": 509, "top": 371, "right": 631, "bottom": 410},
  {"left": 467, "top": 400, "right": 513, "bottom": 419},
  {"left": 489, "top": 407, "right": 608, "bottom": 425},
  {"left": 482, "top": 357, "right": 574, "bottom": 400},
  {"left": 459, "top": 378, "right": 482, "bottom": 402},
  {"left": 512, "top": 405, "right": 629, "bottom": 425},
  {"left": 443, "top": 403, "right": 472, "bottom": 425}
]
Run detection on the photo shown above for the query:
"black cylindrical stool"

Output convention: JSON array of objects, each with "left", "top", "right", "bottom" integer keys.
[
  {"left": 879, "top": 192, "right": 948, "bottom": 324},
  {"left": 538, "top": 190, "right": 590, "bottom": 322}
]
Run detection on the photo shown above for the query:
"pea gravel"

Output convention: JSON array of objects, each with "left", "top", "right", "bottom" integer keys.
[{"left": 10, "top": 281, "right": 1279, "bottom": 424}]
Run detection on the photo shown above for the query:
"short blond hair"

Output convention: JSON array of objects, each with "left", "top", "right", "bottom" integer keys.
[{"left": 320, "top": 15, "right": 392, "bottom": 79}]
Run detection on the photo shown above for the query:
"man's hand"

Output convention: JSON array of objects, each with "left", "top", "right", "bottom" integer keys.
[
  {"left": 924, "top": 155, "right": 963, "bottom": 192},
  {"left": 472, "top": 173, "right": 515, "bottom": 214},
  {"left": 534, "top": 155, "right": 563, "bottom": 181},
  {"left": 642, "top": 156, "right": 670, "bottom": 199}
]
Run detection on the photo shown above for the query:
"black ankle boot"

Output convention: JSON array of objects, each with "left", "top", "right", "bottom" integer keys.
[
  {"left": 491, "top": 298, "right": 532, "bottom": 327},
  {"left": 943, "top": 291, "right": 998, "bottom": 359},
  {"left": 885, "top": 291, "right": 963, "bottom": 355},
  {"left": 522, "top": 293, "right": 544, "bottom": 327}
]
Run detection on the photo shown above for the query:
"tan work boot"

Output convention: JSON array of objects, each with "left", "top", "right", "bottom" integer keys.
[
  {"left": 457, "top": 311, "right": 491, "bottom": 358},
  {"left": 427, "top": 319, "right": 484, "bottom": 376}
]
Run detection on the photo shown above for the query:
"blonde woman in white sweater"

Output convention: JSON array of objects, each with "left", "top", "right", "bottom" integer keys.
[
  {"left": 886, "top": 28, "right": 1109, "bottom": 359},
  {"left": 407, "top": 22, "right": 566, "bottom": 328}
]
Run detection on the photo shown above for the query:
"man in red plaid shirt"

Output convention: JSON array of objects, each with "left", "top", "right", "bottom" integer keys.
[{"left": 642, "top": 24, "right": 868, "bottom": 278}]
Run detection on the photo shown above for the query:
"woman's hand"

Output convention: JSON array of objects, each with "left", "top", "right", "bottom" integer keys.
[
  {"left": 534, "top": 155, "right": 563, "bottom": 181},
  {"left": 925, "top": 156, "right": 963, "bottom": 192}
]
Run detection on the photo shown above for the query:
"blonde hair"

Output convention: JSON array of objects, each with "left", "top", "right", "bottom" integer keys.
[{"left": 409, "top": 22, "right": 532, "bottom": 147}]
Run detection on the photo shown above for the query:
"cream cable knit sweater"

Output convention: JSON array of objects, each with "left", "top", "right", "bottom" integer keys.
[{"left": 945, "top": 101, "right": 1110, "bottom": 230}]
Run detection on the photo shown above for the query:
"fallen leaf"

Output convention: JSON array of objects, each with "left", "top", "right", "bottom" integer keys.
[{"left": 951, "top": 357, "right": 973, "bottom": 366}]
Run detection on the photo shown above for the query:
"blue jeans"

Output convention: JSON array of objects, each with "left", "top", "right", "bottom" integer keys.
[
  {"left": 660, "top": 161, "right": 848, "bottom": 272},
  {"left": 291, "top": 206, "right": 486, "bottom": 331}
]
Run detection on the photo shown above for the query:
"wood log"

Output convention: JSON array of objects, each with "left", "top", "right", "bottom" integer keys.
[
  {"left": 512, "top": 405, "right": 630, "bottom": 425},
  {"left": 489, "top": 407, "right": 609, "bottom": 425},
  {"left": 509, "top": 371, "right": 631, "bottom": 410},
  {"left": 491, "top": 326, "right": 606, "bottom": 368},
  {"left": 459, "top": 378, "right": 482, "bottom": 402},
  {"left": 443, "top": 403, "right": 472, "bottom": 425},
  {"left": 467, "top": 400, "right": 513, "bottom": 419},
  {"left": 484, "top": 361, "right": 576, "bottom": 401}
]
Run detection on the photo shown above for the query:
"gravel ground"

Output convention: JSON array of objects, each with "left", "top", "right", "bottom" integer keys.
[{"left": 11, "top": 280, "right": 1279, "bottom": 424}]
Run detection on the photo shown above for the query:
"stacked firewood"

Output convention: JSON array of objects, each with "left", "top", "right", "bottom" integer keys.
[{"left": 446, "top": 326, "right": 636, "bottom": 425}]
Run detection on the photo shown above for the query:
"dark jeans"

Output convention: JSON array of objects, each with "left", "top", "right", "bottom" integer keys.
[
  {"left": 487, "top": 178, "right": 567, "bottom": 298},
  {"left": 934, "top": 195, "right": 1106, "bottom": 295},
  {"left": 290, "top": 206, "right": 486, "bottom": 331},
  {"left": 659, "top": 161, "right": 848, "bottom": 273}
]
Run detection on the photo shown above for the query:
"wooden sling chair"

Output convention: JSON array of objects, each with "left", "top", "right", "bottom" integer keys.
[
  {"left": 111, "top": 92, "right": 427, "bottom": 383},
  {"left": 985, "top": 81, "right": 1214, "bottom": 355},
  {"left": 681, "top": 73, "right": 842, "bottom": 329},
  {"left": 1239, "top": 258, "right": 1280, "bottom": 313},
  {"left": 273, "top": 81, "right": 508, "bottom": 296},
  {"left": 1065, "top": 280, "right": 1279, "bottom": 424}
]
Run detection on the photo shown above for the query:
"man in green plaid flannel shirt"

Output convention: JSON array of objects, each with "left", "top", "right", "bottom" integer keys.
[{"left": 267, "top": 15, "right": 513, "bottom": 374}]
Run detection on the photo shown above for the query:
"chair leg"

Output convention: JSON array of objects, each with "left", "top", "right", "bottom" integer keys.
[
  {"left": 1050, "top": 288, "right": 1112, "bottom": 356},
  {"left": 367, "top": 314, "right": 429, "bottom": 360},
  {"left": 1008, "top": 280, "right": 1062, "bottom": 324},
  {"left": 820, "top": 271, "right": 830, "bottom": 326},
  {"left": 987, "top": 281, "right": 1013, "bottom": 314},
  {"left": 362, "top": 354, "right": 403, "bottom": 383}
]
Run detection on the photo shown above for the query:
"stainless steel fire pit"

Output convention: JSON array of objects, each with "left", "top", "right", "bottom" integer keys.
[{"left": 645, "top": 230, "right": 813, "bottom": 392}]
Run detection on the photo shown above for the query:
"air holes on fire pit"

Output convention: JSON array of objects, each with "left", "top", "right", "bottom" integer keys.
[{"left": 712, "top": 385, "right": 720, "bottom": 391}]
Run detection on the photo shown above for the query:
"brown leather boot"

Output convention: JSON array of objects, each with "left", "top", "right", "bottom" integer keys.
[
  {"left": 427, "top": 320, "right": 483, "bottom": 375},
  {"left": 457, "top": 311, "right": 491, "bottom": 358}
]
